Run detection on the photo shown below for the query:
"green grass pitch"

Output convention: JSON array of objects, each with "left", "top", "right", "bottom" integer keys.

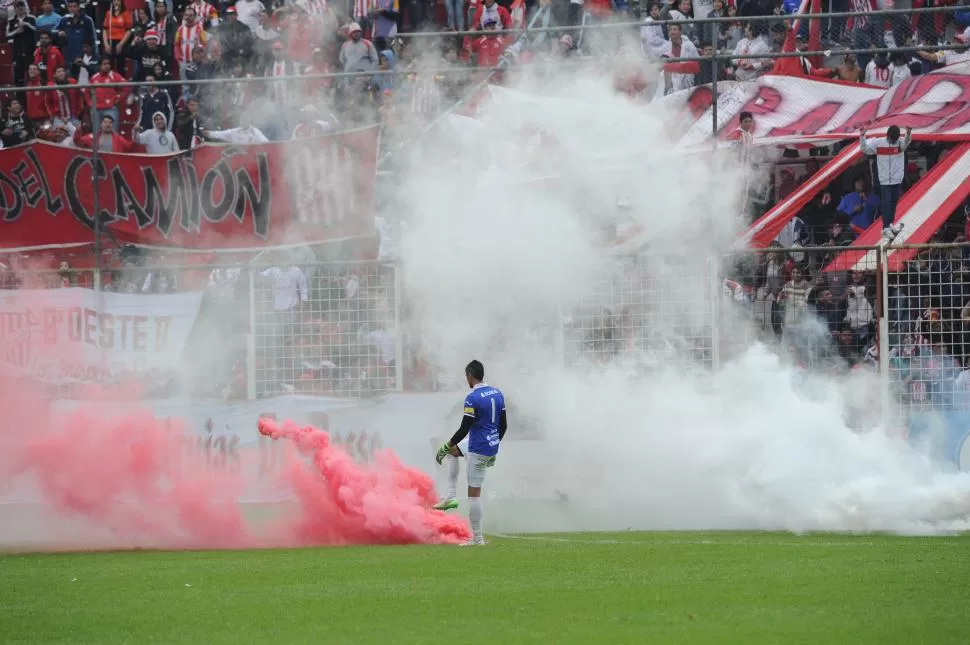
[{"left": 2, "top": 532, "right": 969, "bottom": 645}]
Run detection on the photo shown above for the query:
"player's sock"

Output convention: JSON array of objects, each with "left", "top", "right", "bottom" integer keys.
[
  {"left": 433, "top": 456, "right": 461, "bottom": 511},
  {"left": 446, "top": 455, "right": 459, "bottom": 500},
  {"left": 469, "top": 496, "right": 484, "bottom": 543}
]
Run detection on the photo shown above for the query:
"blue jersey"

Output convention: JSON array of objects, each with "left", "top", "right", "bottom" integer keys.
[{"left": 463, "top": 383, "right": 505, "bottom": 457}]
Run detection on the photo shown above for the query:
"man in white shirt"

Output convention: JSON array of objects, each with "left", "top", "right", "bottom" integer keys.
[
  {"left": 134, "top": 112, "right": 180, "bottom": 154},
  {"left": 260, "top": 265, "right": 309, "bottom": 312},
  {"left": 732, "top": 24, "right": 772, "bottom": 82},
  {"left": 205, "top": 122, "right": 269, "bottom": 144},
  {"left": 859, "top": 124, "right": 912, "bottom": 239}
]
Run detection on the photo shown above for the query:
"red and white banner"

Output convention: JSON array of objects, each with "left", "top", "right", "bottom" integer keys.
[
  {"left": 664, "top": 62, "right": 970, "bottom": 148},
  {"left": 0, "top": 288, "right": 203, "bottom": 385},
  {"left": 0, "top": 125, "right": 380, "bottom": 251}
]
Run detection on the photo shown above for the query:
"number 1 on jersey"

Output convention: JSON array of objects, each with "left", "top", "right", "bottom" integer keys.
[{"left": 490, "top": 398, "right": 496, "bottom": 423}]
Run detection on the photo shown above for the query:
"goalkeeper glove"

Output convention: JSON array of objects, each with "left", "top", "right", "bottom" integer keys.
[{"left": 435, "top": 442, "right": 451, "bottom": 465}]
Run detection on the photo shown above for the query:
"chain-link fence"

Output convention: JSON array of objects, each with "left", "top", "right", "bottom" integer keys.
[{"left": 251, "top": 261, "right": 399, "bottom": 398}]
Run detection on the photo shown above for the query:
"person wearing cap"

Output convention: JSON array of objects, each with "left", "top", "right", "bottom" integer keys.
[
  {"left": 266, "top": 40, "right": 298, "bottom": 108},
  {"left": 216, "top": 4, "right": 256, "bottom": 69},
  {"left": 302, "top": 45, "right": 332, "bottom": 97},
  {"left": 339, "top": 21, "right": 378, "bottom": 73},
  {"left": 125, "top": 25, "right": 174, "bottom": 82},
  {"left": 470, "top": 18, "right": 505, "bottom": 68},
  {"left": 182, "top": 43, "right": 217, "bottom": 106},
  {"left": 471, "top": 0, "right": 510, "bottom": 31},
  {"left": 144, "top": 1, "right": 179, "bottom": 59}
]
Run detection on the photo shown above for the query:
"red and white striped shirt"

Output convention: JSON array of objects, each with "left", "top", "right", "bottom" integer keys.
[
  {"left": 175, "top": 20, "right": 208, "bottom": 63},
  {"left": 353, "top": 0, "right": 372, "bottom": 20},
  {"left": 189, "top": 0, "right": 219, "bottom": 26},
  {"left": 305, "top": 0, "right": 328, "bottom": 23}
]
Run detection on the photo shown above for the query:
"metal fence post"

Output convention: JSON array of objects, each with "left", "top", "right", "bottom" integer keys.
[
  {"left": 877, "top": 243, "right": 892, "bottom": 434},
  {"left": 711, "top": 51, "right": 719, "bottom": 150},
  {"left": 393, "top": 263, "right": 404, "bottom": 392},
  {"left": 89, "top": 86, "right": 102, "bottom": 292},
  {"left": 709, "top": 255, "right": 721, "bottom": 372},
  {"left": 247, "top": 267, "right": 257, "bottom": 400}
]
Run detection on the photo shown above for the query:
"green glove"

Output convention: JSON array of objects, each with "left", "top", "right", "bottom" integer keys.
[
  {"left": 435, "top": 442, "right": 451, "bottom": 465},
  {"left": 484, "top": 455, "right": 496, "bottom": 468}
]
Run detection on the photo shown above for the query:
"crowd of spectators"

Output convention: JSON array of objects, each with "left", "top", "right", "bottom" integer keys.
[
  {"left": 2, "top": 0, "right": 970, "bottom": 404},
  {"left": 1, "top": 0, "right": 968, "bottom": 152},
  {"left": 644, "top": 0, "right": 970, "bottom": 100},
  {"left": 0, "top": 0, "right": 519, "bottom": 152}
]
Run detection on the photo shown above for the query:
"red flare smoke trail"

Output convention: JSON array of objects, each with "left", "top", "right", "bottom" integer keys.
[
  {"left": 258, "top": 418, "right": 471, "bottom": 545},
  {"left": 1, "top": 374, "right": 469, "bottom": 549}
]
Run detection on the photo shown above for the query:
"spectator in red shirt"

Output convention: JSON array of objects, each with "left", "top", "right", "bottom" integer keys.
[
  {"left": 71, "top": 114, "right": 135, "bottom": 152},
  {"left": 471, "top": 19, "right": 506, "bottom": 68},
  {"left": 102, "top": 0, "right": 134, "bottom": 72},
  {"left": 25, "top": 64, "right": 52, "bottom": 123},
  {"left": 46, "top": 65, "right": 83, "bottom": 128},
  {"left": 33, "top": 31, "right": 64, "bottom": 84},
  {"left": 471, "top": 0, "right": 511, "bottom": 30},
  {"left": 88, "top": 58, "right": 129, "bottom": 129}
]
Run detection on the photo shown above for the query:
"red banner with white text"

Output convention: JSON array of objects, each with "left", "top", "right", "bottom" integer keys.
[{"left": 0, "top": 125, "right": 379, "bottom": 251}]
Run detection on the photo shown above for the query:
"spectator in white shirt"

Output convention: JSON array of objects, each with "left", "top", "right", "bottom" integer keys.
[
  {"left": 260, "top": 265, "right": 309, "bottom": 311},
  {"left": 134, "top": 112, "right": 180, "bottom": 153},
  {"left": 731, "top": 24, "right": 772, "bottom": 82},
  {"left": 205, "top": 122, "right": 269, "bottom": 144},
  {"left": 654, "top": 24, "right": 699, "bottom": 98},
  {"left": 640, "top": 2, "right": 666, "bottom": 58}
]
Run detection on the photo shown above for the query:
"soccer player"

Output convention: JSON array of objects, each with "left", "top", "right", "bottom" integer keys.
[{"left": 434, "top": 360, "right": 507, "bottom": 546}]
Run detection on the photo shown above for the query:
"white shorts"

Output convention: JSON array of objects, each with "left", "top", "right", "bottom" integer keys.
[{"left": 466, "top": 452, "right": 491, "bottom": 489}]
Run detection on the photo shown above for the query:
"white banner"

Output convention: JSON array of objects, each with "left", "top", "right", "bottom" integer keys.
[{"left": 0, "top": 288, "right": 204, "bottom": 385}]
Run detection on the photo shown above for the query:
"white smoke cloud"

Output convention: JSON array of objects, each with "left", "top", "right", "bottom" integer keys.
[{"left": 396, "top": 66, "right": 970, "bottom": 535}]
